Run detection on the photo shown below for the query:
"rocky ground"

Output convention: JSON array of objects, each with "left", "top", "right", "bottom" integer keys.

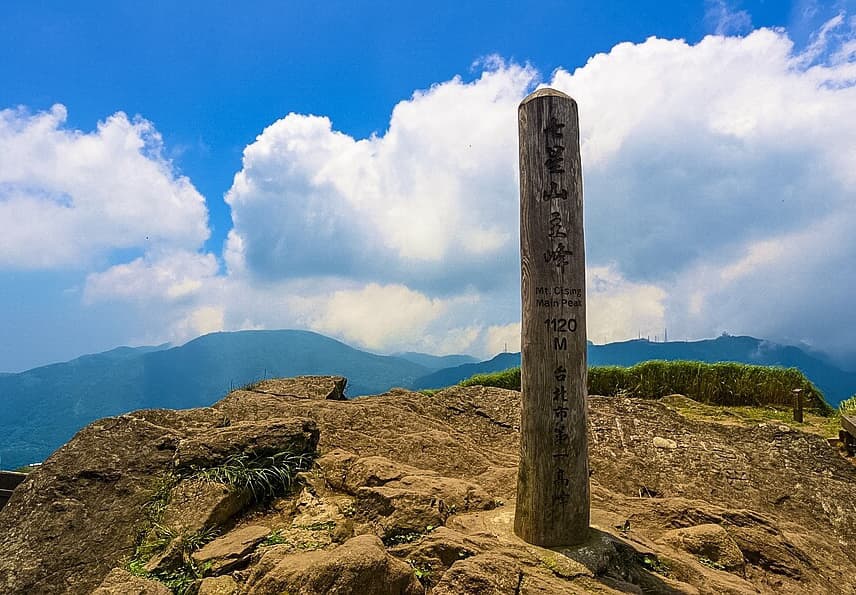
[{"left": 0, "top": 376, "right": 854, "bottom": 594}]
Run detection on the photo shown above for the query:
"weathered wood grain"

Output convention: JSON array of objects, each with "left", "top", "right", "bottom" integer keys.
[
  {"left": 842, "top": 415, "right": 856, "bottom": 440},
  {"left": 514, "top": 88, "right": 589, "bottom": 546}
]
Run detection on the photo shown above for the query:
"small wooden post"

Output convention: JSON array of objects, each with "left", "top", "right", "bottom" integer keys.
[
  {"left": 514, "top": 88, "right": 589, "bottom": 546},
  {"left": 792, "top": 389, "right": 803, "bottom": 423}
]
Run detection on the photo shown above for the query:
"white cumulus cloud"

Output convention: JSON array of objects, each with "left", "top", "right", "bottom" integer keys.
[
  {"left": 304, "top": 283, "right": 448, "bottom": 350},
  {"left": 84, "top": 251, "right": 220, "bottom": 303},
  {"left": 0, "top": 104, "right": 209, "bottom": 269},
  {"left": 587, "top": 266, "right": 667, "bottom": 344},
  {"left": 224, "top": 61, "right": 536, "bottom": 292},
  {"left": 548, "top": 22, "right": 856, "bottom": 362}
]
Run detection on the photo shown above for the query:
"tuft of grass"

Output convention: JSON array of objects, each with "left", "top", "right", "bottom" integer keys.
[
  {"left": 540, "top": 555, "right": 560, "bottom": 572},
  {"left": 698, "top": 556, "right": 726, "bottom": 571},
  {"left": 143, "top": 473, "right": 180, "bottom": 523},
  {"left": 227, "top": 372, "right": 268, "bottom": 394},
  {"left": 127, "top": 525, "right": 219, "bottom": 595},
  {"left": 131, "top": 561, "right": 210, "bottom": 595},
  {"left": 460, "top": 367, "right": 520, "bottom": 390},
  {"left": 639, "top": 553, "right": 671, "bottom": 576},
  {"left": 298, "top": 520, "right": 336, "bottom": 531},
  {"left": 660, "top": 395, "right": 843, "bottom": 438},
  {"left": 127, "top": 449, "right": 311, "bottom": 593},
  {"left": 262, "top": 529, "right": 288, "bottom": 547},
  {"left": 459, "top": 361, "right": 832, "bottom": 414},
  {"left": 840, "top": 395, "right": 856, "bottom": 416},
  {"left": 189, "top": 450, "right": 313, "bottom": 503},
  {"left": 407, "top": 559, "right": 434, "bottom": 586},
  {"left": 127, "top": 472, "right": 180, "bottom": 568},
  {"left": 239, "top": 379, "right": 264, "bottom": 392},
  {"left": 382, "top": 525, "right": 436, "bottom": 547}
]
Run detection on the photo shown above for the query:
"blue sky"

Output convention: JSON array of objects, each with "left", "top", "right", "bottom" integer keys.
[{"left": 2, "top": 0, "right": 856, "bottom": 372}]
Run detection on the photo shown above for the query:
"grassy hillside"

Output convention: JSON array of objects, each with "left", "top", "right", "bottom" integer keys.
[
  {"left": 412, "top": 335, "right": 856, "bottom": 405},
  {"left": 590, "top": 336, "right": 856, "bottom": 405},
  {"left": 459, "top": 361, "right": 832, "bottom": 413}
]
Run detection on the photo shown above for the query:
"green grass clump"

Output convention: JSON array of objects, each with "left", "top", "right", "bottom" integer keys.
[
  {"left": 261, "top": 529, "right": 288, "bottom": 547},
  {"left": 125, "top": 449, "right": 313, "bottom": 594},
  {"left": 190, "top": 450, "right": 313, "bottom": 503},
  {"left": 459, "top": 361, "right": 831, "bottom": 413},
  {"left": 840, "top": 395, "right": 856, "bottom": 416},
  {"left": 459, "top": 367, "right": 520, "bottom": 390},
  {"left": 127, "top": 518, "right": 219, "bottom": 594}
]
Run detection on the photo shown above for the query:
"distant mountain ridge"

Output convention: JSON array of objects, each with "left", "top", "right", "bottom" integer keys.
[
  {"left": 393, "top": 352, "right": 478, "bottom": 370},
  {"left": 1, "top": 330, "right": 854, "bottom": 470},
  {"left": 0, "top": 330, "right": 428, "bottom": 470},
  {"left": 410, "top": 352, "right": 521, "bottom": 389}
]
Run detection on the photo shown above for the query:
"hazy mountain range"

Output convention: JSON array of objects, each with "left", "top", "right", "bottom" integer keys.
[{"left": 1, "top": 330, "right": 853, "bottom": 470}]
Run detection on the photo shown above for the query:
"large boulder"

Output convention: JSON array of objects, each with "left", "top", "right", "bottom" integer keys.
[
  {"left": 250, "top": 376, "right": 347, "bottom": 400},
  {"left": 245, "top": 534, "right": 423, "bottom": 595},
  {"left": 159, "top": 480, "right": 250, "bottom": 536},
  {"left": 354, "top": 474, "right": 496, "bottom": 539},
  {"left": 0, "top": 414, "right": 186, "bottom": 595},
  {"left": 173, "top": 418, "right": 318, "bottom": 469},
  {"left": 91, "top": 568, "right": 172, "bottom": 595},
  {"left": 191, "top": 524, "right": 271, "bottom": 574},
  {"left": 318, "top": 450, "right": 435, "bottom": 494},
  {"left": 658, "top": 524, "right": 744, "bottom": 571}
]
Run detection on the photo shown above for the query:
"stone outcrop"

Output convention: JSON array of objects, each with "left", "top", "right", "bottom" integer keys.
[
  {"left": 91, "top": 569, "right": 172, "bottom": 595},
  {"left": 192, "top": 525, "right": 271, "bottom": 574},
  {"left": 247, "top": 376, "right": 347, "bottom": 400},
  {"left": 195, "top": 575, "right": 239, "bottom": 595},
  {"left": 0, "top": 379, "right": 324, "bottom": 595},
  {"left": 244, "top": 535, "right": 423, "bottom": 595},
  {"left": 658, "top": 523, "right": 745, "bottom": 571},
  {"left": 353, "top": 474, "right": 496, "bottom": 539},
  {"left": 160, "top": 480, "right": 250, "bottom": 536},
  {"left": 173, "top": 418, "right": 318, "bottom": 469},
  {"left": 0, "top": 377, "right": 854, "bottom": 594}
]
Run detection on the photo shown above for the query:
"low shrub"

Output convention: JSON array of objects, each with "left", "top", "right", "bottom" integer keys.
[
  {"left": 190, "top": 450, "right": 313, "bottom": 503},
  {"left": 459, "top": 367, "right": 520, "bottom": 390},
  {"left": 459, "top": 361, "right": 831, "bottom": 413}
]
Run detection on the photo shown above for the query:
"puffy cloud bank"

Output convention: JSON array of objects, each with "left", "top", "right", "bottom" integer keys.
[
  {"left": 5, "top": 17, "right": 856, "bottom": 366},
  {"left": 552, "top": 21, "right": 856, "bottom": 358},
  {"left": 214, "top": 20, "right": 856, "bottom": 361},
  {"left": 223, "top": 62, "right": 533, "bottom": 292},
  {"left": 0, "top": 105, "right": 209, "bottom": 269}
]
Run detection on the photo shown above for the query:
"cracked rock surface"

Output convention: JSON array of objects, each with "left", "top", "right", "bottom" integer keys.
[{"left": 1, "top": 377, "right": 854, "bottom": 594}]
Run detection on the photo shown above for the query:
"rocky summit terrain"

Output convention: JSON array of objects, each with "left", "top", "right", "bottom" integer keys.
[{"left": 1, "top": 376, "right": 854, "bottom": 594}]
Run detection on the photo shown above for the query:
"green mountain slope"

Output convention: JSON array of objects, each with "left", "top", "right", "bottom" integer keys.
[
  {"left": 0, "top": 330, "right": 426, "bottom": 469},
  {"left": 393, "top": 352, "right": 478, "bottom": 369},
  {"left": 411, "top": 352, "right": 522, "bottom": 389}
]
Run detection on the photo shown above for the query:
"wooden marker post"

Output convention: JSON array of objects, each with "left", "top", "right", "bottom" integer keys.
[
  {"left": 514, "top": 88, "right": 589, "bottom": 546},
  {"left": 792, "top": 389, "right": 804, "bottom": 423}
]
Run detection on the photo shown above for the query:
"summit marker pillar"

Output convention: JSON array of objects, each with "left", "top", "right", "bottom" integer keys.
[{"left": 514, "top": 88, "right": 589, "bottom": 546}]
